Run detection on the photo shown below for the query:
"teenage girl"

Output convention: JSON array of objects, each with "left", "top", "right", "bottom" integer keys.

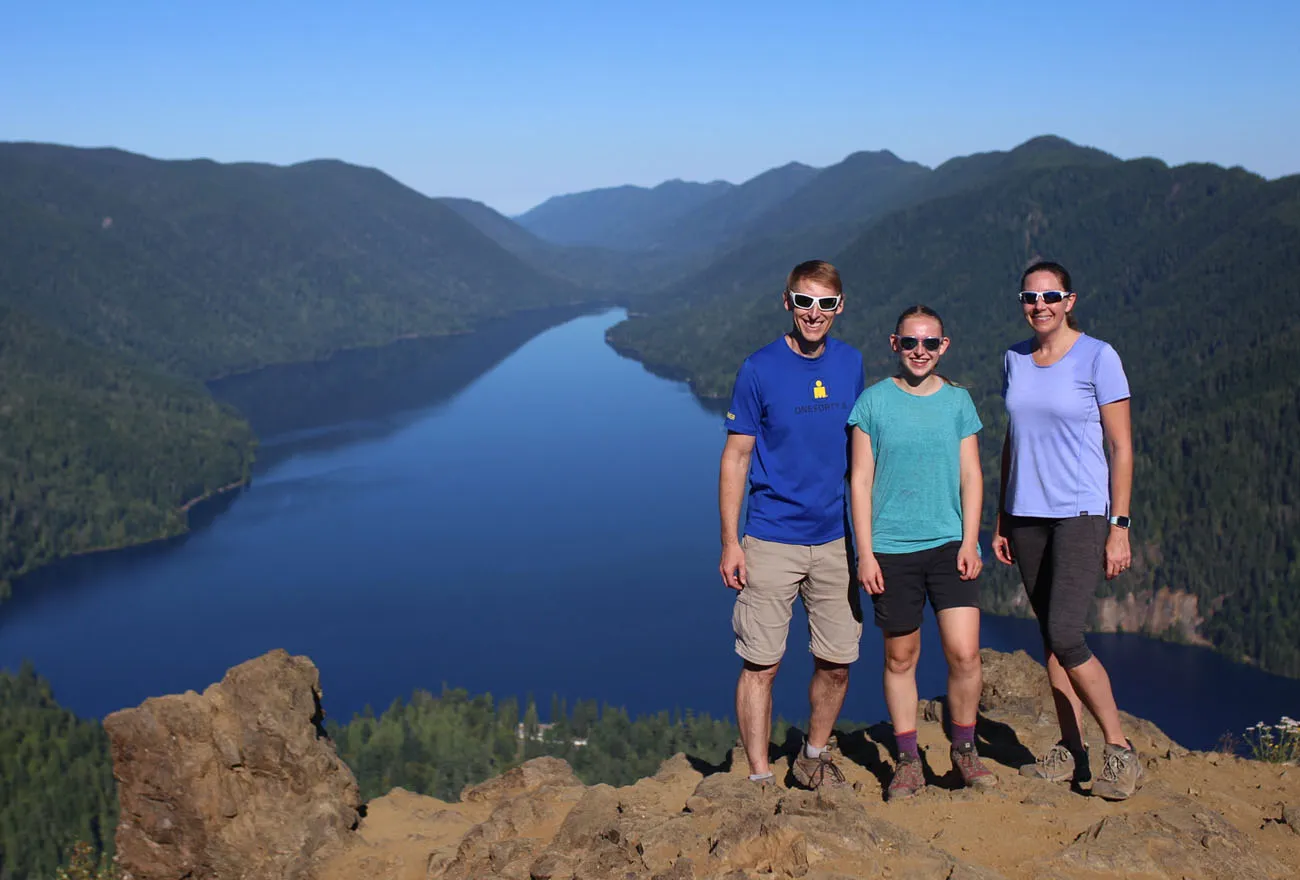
[
  {"left": 991, "top": 260, "right": 1141, "bottom": 801},
  {"left": 848, "top": 305, "right": 993, "bottom": 800}
]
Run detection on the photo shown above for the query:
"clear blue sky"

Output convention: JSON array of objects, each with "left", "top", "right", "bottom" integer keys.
[{"left": 3, "top": 0, "right": 1297, "bottom": 215}]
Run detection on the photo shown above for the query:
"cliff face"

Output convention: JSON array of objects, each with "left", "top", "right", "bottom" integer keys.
[
  {"left": 105, "top": 650, "right": 1300, "bottom": 880},
  {"left": 995, "top": 586, "right": 1209, "bottom": 645}
]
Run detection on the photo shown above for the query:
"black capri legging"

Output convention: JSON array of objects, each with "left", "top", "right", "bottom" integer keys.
[{"left": 1007, "top": 515, "right": 1109, "bottom": 669}]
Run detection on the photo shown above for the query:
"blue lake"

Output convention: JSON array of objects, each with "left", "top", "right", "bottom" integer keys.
[{"left": 2, "top": 307, "right": 1297, "bottom": 751}]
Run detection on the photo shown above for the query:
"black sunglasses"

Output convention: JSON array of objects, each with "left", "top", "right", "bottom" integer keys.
[
  {"left": 1018, "top": 290, "right": 1072, "bottom": 305},
  {"left": 896, "top": 336, "right": 942, "bottom": 351}
]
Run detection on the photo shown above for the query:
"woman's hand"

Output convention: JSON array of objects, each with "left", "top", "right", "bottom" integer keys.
[
  {"left": 992, "top": 514, "right": 1015, "bottom": 565},
  {"left": 1105, "top": 526, "right": 1131, "bottom": 579},
  {"left": 859, "top": 555, "right": 885, "bottom": 595}
]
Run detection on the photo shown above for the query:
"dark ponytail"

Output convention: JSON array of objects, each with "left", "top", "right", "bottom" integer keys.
[
  {"left": 895, "top": 304, "right": 959, "bottom": 385},
  {"left": 1020, "top": 260, "right": 1080, "bottom": 330}
]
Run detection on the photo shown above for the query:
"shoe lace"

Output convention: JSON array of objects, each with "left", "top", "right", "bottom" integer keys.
[
  {"left": 1037, "top": 743, "right": 1072, "bottom": 772},
  {"left": 1100, "top": 749, "right": 1128, "bottom": 783},
  {"left": 810, "top": 752, "right": 847, "bottom": 787}
]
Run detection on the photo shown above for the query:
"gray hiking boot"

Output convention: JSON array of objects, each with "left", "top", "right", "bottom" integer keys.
[
  {"left": 888, "top": 751, "right": 925, "bottom": 801},
  {"left": 1091, "top": 741, "right": 1144, "bottom": 801},
  {"left": 791, "top": 739, "right": 849, "bottom": 791},
  {"left": 1020, "top": 741, "right": 1091, "bottom": 784}
]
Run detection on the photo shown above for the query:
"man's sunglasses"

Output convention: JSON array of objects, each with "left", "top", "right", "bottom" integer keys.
[
  {"left": 896, "top": 336, "right": 943, "bottom": 352},
  {"left": 788, "top": 290, "right": 842, "bottom": 311},
  {"left": 1018, "top": 290, "right": 1073, "bottom": 305}
]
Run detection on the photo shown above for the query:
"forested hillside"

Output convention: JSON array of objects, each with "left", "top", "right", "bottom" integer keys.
[
  {"left": 610, "top": 148, "right": 1300, "bottom": 676},
  {"left": 0, "top": 665, "right": 117, "bottom": 880},
  {"left": 0, "top": 144, "right": 592, "bottom": 380},
  {"left": 0, "top": 306, "right": 255, "bottom": 594}
]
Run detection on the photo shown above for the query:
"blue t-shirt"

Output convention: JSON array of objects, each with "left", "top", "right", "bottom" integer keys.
[
  {"left": 1002, "top": 334, "right": 1131, "bottom": 518},
  {"left": 847, "top": 379, "right": 982, "bottom": 554},
  {"left": 726, "top": 337, "right": 865, "bottom": 545}
]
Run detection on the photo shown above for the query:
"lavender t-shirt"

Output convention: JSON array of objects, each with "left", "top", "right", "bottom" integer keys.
[{"left": 1002, "top": 334, "right": 1130, "bottom": 518}]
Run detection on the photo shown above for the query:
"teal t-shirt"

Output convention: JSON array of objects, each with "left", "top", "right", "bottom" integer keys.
[{"left": 846, "top": 378, "right": 982, "bottom": 555}]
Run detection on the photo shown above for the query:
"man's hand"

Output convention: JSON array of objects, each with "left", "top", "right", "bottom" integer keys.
[
  {"left": 858, "top": 555, "right": 885, "bottom": 595},
  {"left": 1104, "top": 527, "right": 1131, "bottom": 580},
  {"left": 957, "top": 541, "right": 983, "bottom": 581},
  {"left": 720, "top": 541, "right": 747, "bottom": 590}
]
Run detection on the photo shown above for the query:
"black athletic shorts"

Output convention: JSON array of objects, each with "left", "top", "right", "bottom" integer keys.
[{"left": 870, "top": 541, "right": 979, "bottom": 632}]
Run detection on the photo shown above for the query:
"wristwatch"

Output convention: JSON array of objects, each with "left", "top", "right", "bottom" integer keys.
[{"left": 1108, "top": 515, "right": 1131, "bottom": 529}]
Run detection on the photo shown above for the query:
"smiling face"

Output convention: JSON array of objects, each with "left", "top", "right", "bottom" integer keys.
[
  {"left": 784, "top": 278, "right": 843, "bottom": 347},
  {"left": 891, "top": 314, "right": 949, "bottom": 381},
  {"left": 1022, "top": 268, "right": 1077, "bottom": 337}
]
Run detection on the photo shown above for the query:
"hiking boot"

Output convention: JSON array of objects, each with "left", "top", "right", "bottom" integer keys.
[
  {"left": 887, "top": 751, "right": 925, "bottom": 801},
  {"left": 1091, "top": 741, "right": 1144, "bottom": 801},
  {"left": 950, "top": 741, "right": 997, "bottom": 788},
  {"left": 1020, "top": 741, "right": 1090, "bottom": 785},
  {"left": 791, "top": 740, "right": 849, "bottom": 791}
]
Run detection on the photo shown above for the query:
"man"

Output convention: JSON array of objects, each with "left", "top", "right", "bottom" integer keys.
[{"left": 718, "top": 260, "right": 865, "bottom": 788}]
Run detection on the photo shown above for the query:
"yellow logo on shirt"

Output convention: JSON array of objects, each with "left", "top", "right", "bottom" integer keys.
[
  {"left": 813, "top": 380, "right": 828, "bottom": 399},
  {"left": 726, "top": 411, "right": 736, "bottom": 420}
]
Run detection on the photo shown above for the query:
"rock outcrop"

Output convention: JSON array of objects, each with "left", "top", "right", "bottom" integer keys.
[
  {"left": 104, "top": 649, "right": 361, "bottom": 880},
  {"left": 106, "top": 649, "right": 1300, "bottom": 880}
]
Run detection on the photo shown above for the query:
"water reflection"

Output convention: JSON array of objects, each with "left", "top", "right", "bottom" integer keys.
[{"left": 210, "top": 304, "right": 597, "bottom": 467}]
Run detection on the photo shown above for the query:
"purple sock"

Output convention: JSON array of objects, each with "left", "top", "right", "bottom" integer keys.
[
  {"left": 896, "top": 729, "right": 919, "bottom": 759},
  {"left": 952, "top": 722, "right": 976, "bottom": 749}
]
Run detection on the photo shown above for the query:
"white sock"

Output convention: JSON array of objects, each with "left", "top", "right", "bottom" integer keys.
[
  {"left": 748, "top": 772, "right": 774, "bottom": 782},
  {"left": 804, "top": 742, "right": 824, "bottom": 759}
]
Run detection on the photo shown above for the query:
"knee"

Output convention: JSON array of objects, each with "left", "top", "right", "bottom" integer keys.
[
  {"left": 741, "top": 661, "right": 780, "bottom": 686},
  {"left": 947, "top": 646, "right": 981, "bottom": 678},
  {"left": 814, "top": 660, "right": 850, "bottom": 687},
  {"left": 1046, "top": 622, "right": 1091, "bottom": 669},
  {"left": 884, "top": 645, "right": 920, "bottom": 675}
]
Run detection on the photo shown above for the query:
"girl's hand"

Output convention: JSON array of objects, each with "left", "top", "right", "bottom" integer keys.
[
  {"left": 858, "top": 555, "right": 885, "bottom": 594},
  {"left": 1105, "top": 527, "right": 1131, "bottom": 580},
  {"left": 957, "top": 541, "right": 983, "bottom": 581}
]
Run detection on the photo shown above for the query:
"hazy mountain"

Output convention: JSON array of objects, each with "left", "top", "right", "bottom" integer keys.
[
  {"left": 515, "top": 179, "right": 733, "bottom": 250},
  {"left": 742, "top": 149, "right": 931, "bottom": 238},
  {"left": 437, "top": 196, "right": 711, "bottom": 294},
  {"left": 643, "top": 161, "right": 821, "bottom": 252}
]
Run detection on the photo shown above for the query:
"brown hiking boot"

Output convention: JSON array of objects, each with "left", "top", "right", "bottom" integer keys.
[
  {"left": 1091, "top": 741, "right": 1144, "bottom": 801},
  {"left": 791, "top": 739, "right": 849, "bottom": 791},
  {"left": 887, "top": 751, "right": 925, "bottom": 801},
  {"left": 1020, "top": 741, "right": 1090, "bottom": 785},
  {"left": 950, "top": 741, "right": 997, "bottom": 788}
]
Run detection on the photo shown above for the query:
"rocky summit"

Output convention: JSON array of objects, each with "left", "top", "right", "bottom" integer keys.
[{"left": 104, "top": 650, "right": 1300, "bottom": 880}]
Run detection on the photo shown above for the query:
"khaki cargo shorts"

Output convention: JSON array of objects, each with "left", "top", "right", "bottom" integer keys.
[{"left": 732, "top": 534, "right": 862, "bottom": 666}]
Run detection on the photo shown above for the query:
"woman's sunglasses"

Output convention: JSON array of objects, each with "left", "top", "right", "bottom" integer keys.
[
  {"left": 788, "top": 290, "right": 842, "bottom": 311},
  {"left": 896, "top": 336, "right": 943, "bottom": 351},
  {"left": 1018, "top": 290, "right": 1073, "bottom": 305}
]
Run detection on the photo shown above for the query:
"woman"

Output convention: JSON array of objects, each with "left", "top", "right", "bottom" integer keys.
[
  {"left": 992, "top": 260, "right": 1140, "bottom": 800},
  {"left": 849, "top": 305, "right": 992, "bottom": 801}
]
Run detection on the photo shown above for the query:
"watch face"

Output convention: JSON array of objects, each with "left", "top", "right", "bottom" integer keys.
[{"left": 1111, "top": 516, "right": 1130, "bottom": 528}]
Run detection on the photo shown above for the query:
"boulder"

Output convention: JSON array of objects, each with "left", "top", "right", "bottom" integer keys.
[{"left": 104, "top": 649, "right": 361, "bottom": 880}]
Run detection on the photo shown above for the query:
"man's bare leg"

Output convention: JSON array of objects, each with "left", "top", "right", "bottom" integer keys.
[
  {"left": 807, "top": 658, "right": 850, "bottom": 749},
  {"left": 737, "top": 661, "right": 780, "bottom": 775}
]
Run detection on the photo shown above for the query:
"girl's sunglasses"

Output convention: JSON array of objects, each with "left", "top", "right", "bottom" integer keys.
[
  {"left": 788, "top": 290, "right": 842, "bottom": 311},
  {"left": 896, "top": 336, "right": 942, "bottom": 351},
  {"left": 1018, "top": 290, "right": 1072, "bottom": 305}
]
